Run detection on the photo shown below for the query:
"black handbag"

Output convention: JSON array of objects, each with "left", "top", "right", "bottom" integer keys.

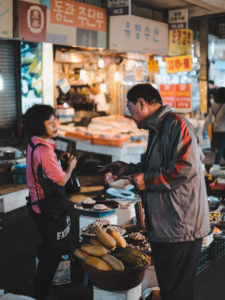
[{"left": 65, "top": 169, "right": 81, "bottom": 194}]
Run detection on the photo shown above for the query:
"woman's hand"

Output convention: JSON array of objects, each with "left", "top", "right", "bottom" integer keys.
[
  {"left": 60, "top": 152, "right": 70, "bottom": 162},
  {"left": 133, "top": 173, "right": 146, "bottom": 191},
  {"left": 67, "top": 155, "right": 77, "bottom": 171}
]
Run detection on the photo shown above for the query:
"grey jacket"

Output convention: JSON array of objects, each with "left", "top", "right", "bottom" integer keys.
[
  {"left": 203, "top": 102, "right": 225, "bottom": 133},
  {"left": 128, "top": 105, "right": 211, "bottom": 243}
]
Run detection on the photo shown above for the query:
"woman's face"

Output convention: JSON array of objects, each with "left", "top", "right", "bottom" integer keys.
[{"left": 43, "top": 115, "right": 58, "bottom": 138}]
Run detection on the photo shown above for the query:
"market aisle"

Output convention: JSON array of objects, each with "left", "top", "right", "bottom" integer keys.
[{"left": 0, "top": 194, "right": 225, "bottom": 299}]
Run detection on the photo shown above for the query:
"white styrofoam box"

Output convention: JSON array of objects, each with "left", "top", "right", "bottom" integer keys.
[
  {"left": 93, "top": 283, "right": 142, "bottom": 300},
  {"left": 115, "top": 203, "right": 136, "bottom": 226},
  {"left": 0, "top": 188, "right": 28, "bottom": 213},
  {"left": 79, "top": 213, "right": 117, "bottom": 234},
  {"left": 142, "top": 265, "right": 158, "bottom": 292}
]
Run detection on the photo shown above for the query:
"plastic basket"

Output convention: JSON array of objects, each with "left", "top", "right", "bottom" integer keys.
[
  {"left": 211, "top": 239, "right": 225, "bottom": 260},
  {"left": 196, "top": 246, "right": 210, "bottom": 275}
]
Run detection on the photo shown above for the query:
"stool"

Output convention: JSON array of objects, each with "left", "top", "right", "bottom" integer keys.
[{"left": 93, "top": 283, "right": 142, "bottom": 300}]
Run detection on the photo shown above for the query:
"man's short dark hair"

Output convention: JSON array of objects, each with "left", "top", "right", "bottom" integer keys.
[
  {"left": 215, "top": 87, "right": 225, "bottom": 104},
  {"left": 127, "top": 84, "right": 162, "bottom": 105},
  {"left": 209, "top": 80, "right": 215, "bottom": 85},
  {"left": 23, "top": 104, "right": 56, "bottom": 137}
]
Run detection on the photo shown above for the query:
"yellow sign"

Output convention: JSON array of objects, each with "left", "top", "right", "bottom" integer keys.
[
  {"left": 148, "top": 60, "right": 159, "bottom": 73},
  {"left": 168, "top": 29, "right": 193, "bottom": 56},
  {"left": 165, "top": 55, "right": 192, "bottom": 73}
]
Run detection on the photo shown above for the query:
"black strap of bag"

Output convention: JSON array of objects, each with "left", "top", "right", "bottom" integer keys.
[{"left": 28, "top": 139, "right": 67, "bottom": 218}]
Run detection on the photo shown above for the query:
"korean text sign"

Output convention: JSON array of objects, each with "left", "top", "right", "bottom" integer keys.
[
  {"left": 0, "top": 0, "right": 13, "bottom": 38},
  {"left": 168, "top": 29, "right": 193, "bottom": 56},
  {"left": 109, "top": 15, "right": 168, "bottom": 55},
  {"left": 165, "top": 55, "right": 192, "bottom": 73},
  {"left": 50, "top": 0, "right": 106, "bottom": 32},
  {"left": 19, "top": 1, "right": 47, "bottom": 42},
  {"left": 160, "top": 83, "right": 192, "bottom": 112}
]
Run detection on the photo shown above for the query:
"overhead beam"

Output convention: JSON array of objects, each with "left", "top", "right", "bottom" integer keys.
[{"left": 184, "top": 0, "right": 225, "bottom": 13}]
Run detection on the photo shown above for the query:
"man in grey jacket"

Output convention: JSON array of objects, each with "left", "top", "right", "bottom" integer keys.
[{"left": 109, "top": 84, "right": 210, "bottom": 300}]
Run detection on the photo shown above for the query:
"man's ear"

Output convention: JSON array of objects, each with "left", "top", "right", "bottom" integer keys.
[{"left": 138, "top": 97, "right": 145, "bottom": 110}]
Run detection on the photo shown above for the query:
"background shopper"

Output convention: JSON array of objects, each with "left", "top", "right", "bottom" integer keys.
[{"left": 203, "top": 87, "right": 225, "bottom": 167}]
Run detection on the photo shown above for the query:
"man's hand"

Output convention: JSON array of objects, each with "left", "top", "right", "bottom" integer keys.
[
  {"left": 108, "top": 161, "right": 129, "bottom": 177},
  {"left": 133, "top": 173, "right": 146, "bottom": 191}
]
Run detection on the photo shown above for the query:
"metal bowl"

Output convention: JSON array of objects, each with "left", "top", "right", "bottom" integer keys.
[{"left": 83, "top": 262, "right": 150, "bottom": 291}]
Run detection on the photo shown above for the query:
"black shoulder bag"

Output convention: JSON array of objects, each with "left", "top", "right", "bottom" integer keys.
[{"left": 27, "top": 140, "right": 71, "bottom": 253}]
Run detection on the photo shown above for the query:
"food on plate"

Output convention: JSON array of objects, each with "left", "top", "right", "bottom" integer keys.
[
  {"left": 85, "top": 256, "right": 112, "bottom": 271},
  {"left": 74, "top": 248, "right": 89, "bottom": 260},
  {"left": 107, "top": 228, "right": 126, "bottom": 248},
  {"left": 81, "top": 244, "right": 108, "bottom": 256},
  {"left": 92, "top": 225, "right": 117, "bottom": 249},
  {"left": 93, "top": 204, "right": 109, "bottom": 211},
  {"left": 102, "top": 254, "right": 125, "bottom": 271},
  {"left": 112, "top": 247, "right": 150, "bottom": 269},
  {"left": 88, "top": 218, "right": 110, "bottom": 229},
  {"left": 82, "top": 197, "right": 96, "bottom": 208},
  {"left": 127, "top": 232, "right": 147, "bottom": 244},
  {"left": 126, "top": 242, "right": 151, "bottom": 253},
  {"left": 209, "top": 212, "right": 222, "bottom": 223}
]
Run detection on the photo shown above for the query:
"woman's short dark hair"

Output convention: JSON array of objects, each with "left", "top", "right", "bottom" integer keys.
[
  {"left": 214, "top": 87, "right": 225, "bottom": 104},
  {"left": 127, "top": 84, "right": 162, "bottom": 105},
  {"left": 23, "top": 104, "right": 56, "bottom": 137}
]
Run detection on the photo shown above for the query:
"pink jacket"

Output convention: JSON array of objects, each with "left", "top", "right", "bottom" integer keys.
[{"left": 26, "top": 136, "right": 65, "bottom": 213}]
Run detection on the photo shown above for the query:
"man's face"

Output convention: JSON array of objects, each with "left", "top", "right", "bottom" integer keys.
[
  {"left": 127, "top": 100, "right": 146, "bottom": 128},
  {"left": 43, "top": 115, "right": 58, "bottom": 138}
]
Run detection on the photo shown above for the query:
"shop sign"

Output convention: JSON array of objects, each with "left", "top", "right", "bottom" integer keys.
[
  {"left": 50, "top": 0, "right": 106, "bottom": 32},
  {"left": 160, "top": 83, "right": 192, "bottom": 112},
  {"left": 175, "top": 84, "right": 191, "bottom": 110},
  {"left": 160, "top": 84, "right": 176, "bottom": 108},
  {"left": 168, "top": 29, "right": 193, "bottom": 56},
  {"left": 0, "top": 0, "right": 13, "bottom": 38},
  {"left": 107, "top": 0, "right": 131, "bottom": 16},
  {"left": 165, "top": 55, "right": 192, "bottom": 74},
  {"left": 19, "top": 1, "right": 47, "bottom": 42},
  {"left": 168, "top": 8, "right": 188, "bottom": 29},
  {"left": 148, "top": 60, "right": 159, "bottom": 73},
  {"left": 109, "top": 15, "right": 168, "bottom": 55}
]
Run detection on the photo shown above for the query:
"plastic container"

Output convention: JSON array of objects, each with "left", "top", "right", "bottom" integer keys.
[
  {"left": 196, "top": 246, "right": 210, "bottom": 275},
  {"left": 11, "top": 164, "right": 26, "bottom": 184},
  {"left": 211, "top": 239, "right": 225, "bottom": 260}
]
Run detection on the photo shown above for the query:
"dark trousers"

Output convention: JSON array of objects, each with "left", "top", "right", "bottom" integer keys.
[
  {"left": 214, "top": 132, "right": 225, "bottom": 164},
  {"left": 151, "top": 238, "right": 202, "bottom": 300},
  {"left": 31, "top": 212, "right": 62, "bottom": 300}
]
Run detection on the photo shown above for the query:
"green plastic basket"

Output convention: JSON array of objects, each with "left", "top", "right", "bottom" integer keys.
[
  {"left": 196, "top": 246, "right": 210, "bottom": 275},
  {"left": 211, "top": 239, "right": 225, "bottom": 260}
]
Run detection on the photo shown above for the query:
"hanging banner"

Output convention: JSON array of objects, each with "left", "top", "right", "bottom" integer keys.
[
  {"left": 165, "top": 55, "right": 192, "bottom": 73},
  {"left": 50, "top": 0, "right": 106, "bottom": 32},
  {"left": 19, "top": 1, "right": 47, "bottom": 42},
  {"left": 168, "top": 29, "right": 193, "bottom": 56},
  {"left": 160, "top": 84, "right": 176, "bottom": 108},
  {"left": 109, "top": 15, "right": 168, "bottom": 55},
  {"left": 175, "top": 84, "right": 192, "bottom": 111},
  {"left": 0, "top": 0, "right": 13, "bottom": 38}
]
